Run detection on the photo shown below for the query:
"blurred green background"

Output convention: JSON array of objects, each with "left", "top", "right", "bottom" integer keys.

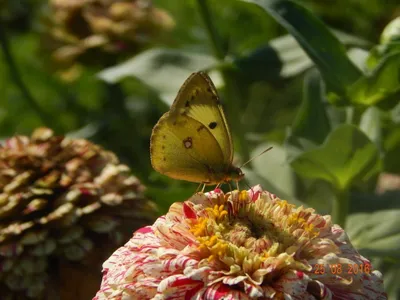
[{"left": 1, "top": 0, "right": 400, "bottom": 298}]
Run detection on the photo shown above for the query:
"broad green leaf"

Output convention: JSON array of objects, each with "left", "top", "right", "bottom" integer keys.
[
  {"left": 234, "top": 31, "right": 369, "bottom": 83},
  {"left": 269, "top": 34, "right": 312, "bottom": 78},
  {"left": 366, "top": 43, "right": 400, "bottom": 70},
  {"left": 346, "top": 210, "right": 400, "bottom": 258},
  {"left": 348, "top": 52, "right": 400, "bottom": 110},
  {"left": 234, "top": 44, "right": 283, "bottom": 83},
  {"left": 350, "top": 191, "right": 400, "bottom": 214},
  {"left": 384, "top": 126, "right": 400, "bottom": 173},
  {"left": 359, "top": 106, "right": 382, "bottom": 146},
  {"left": 380, "top": 17, "right": 400, "bottom": 44},
  {"left": 97, "top": 48, "right": 219, "bottom": 104},
  {"left": 347, "top": 48, "right": 369, "bottom": 71},
  {"left": 239, "top": 0, "right": 362, "bottom": 95},
  {"left": 291, "top": 124, "right": 381, "bottom": 190},
  {"left": 290, "top": 69, "right": 331, "bottom": 144},
  {"left": 383, "top": 265, "right": 400, "bottom": 300},
  {"left": 246, "top": 142, "right": 296, "bottom": 200},
  {"left": 66, "top": 123, "right": 100, "bottom": 139},
  {"left": 302, "top": 179, "right": 336, "bottom": 214}
]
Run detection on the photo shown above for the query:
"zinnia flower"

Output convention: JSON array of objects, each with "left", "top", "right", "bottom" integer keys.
[{"left": 94, "top": 186, "right": 386, "bottom": 299}]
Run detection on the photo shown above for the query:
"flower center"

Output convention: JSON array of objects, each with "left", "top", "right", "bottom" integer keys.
[{"left": 188, "top": 190, "right": 327, "bottom": 280}]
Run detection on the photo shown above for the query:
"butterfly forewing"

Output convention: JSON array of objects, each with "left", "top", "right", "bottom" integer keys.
[
  {"left": 168, "top": 72, "right": 234, "bottom": 166},
  {"left": 150, "top": 71, "right": 240, "bottom": 184}
]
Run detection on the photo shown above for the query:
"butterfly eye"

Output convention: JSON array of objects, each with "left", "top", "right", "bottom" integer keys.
[{"left": 208, "top": 122, "right": 217, "bottom": 129}]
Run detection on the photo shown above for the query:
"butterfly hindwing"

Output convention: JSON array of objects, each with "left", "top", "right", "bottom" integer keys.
[{"left": 150, "top": 111, "right": 227, "bottom": 183}]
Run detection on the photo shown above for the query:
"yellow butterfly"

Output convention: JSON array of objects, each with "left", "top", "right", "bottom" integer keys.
[{"left": 150, "top": 72, "right": 244, "bottom": 186}]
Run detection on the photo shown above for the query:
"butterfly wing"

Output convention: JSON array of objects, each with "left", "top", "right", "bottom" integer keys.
[
  {"left": 168, "top": 72, "right": 234, "bottom": 166},
  {"left": 150, "top": 111, "right": 226, "bottom": 184}
]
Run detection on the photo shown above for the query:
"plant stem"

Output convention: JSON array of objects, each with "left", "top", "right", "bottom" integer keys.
[
  {"left": 196, "top": 0, "right": 250, "bottom": 161},
  {"left": 0, "top": 22, "right": 55, "bottom": 128},
  {"left": 332, "top": 187, "right": 349, "bottom": 227}
]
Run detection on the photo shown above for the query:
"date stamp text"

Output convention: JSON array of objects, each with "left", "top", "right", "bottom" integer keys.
[{"left": 312, "top": 263, "right": 371, "bottom": 275}]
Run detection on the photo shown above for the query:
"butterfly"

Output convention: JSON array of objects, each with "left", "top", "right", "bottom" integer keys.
[{"left": 150, "top": 72, "right": 244, "bottom": 186}]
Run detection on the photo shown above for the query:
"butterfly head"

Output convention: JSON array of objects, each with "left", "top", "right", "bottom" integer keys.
[{"left": 226, "top": 166, "right": 244, "bottom": 183}]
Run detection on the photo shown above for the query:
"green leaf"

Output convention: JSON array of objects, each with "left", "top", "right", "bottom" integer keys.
[
  {"left": 287, "top": 68, "right": 331, "bottom": 156},
  {"left": 347, "top": 48, "right": 370, "bottom": 71},
  {"left": 234, "top": 31, "right": 369, "bottom": 84},
  {"left": 234, "top": 44, "right": 283, "bottom": 83},
  {"left": 380, "top": 16, "right": 400, "bottom": 45},
  {"left": 348, "top": 52, "right": 400, "bottom": 110},
  {"left": 291, "top": 124, "right": 381, "bottom": 190},
  {"left": 384, "top": 126, "right": 400, "bottom": 173},
  {"left": 346, "top": 210, "right": 400, "bottom": 258},
  {"left": 245, "top": 142, "right": 297, "bottom": 201},
  {"left": 97, "top": 48, "right": 218, "bottom": 105},
  {"left": 350, "top": 191, "right": 400, "bottom": 214},
  {"left": 383, "top": 265, "right": 400, "bottom": 300},
  {"left": 239, "top": 0, "right": 362, "bottom": 95},
  {"left": 359, "top": 106, "right": 382, "bottom": 146}
]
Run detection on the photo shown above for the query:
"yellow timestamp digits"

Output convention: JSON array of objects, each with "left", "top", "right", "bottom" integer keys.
[{"left": 312, "top": 263, "right": 371, "bottom": 275}]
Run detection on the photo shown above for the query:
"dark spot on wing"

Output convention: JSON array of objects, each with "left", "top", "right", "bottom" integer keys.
[
  {"left": 207, "top": 87, "right": 212, "bottom": 93},
  {"left": 163, "top": 157, "right": 166, "bottom": 161},
  {"left": 197, "top": 125, "right": 205, "bottom": 132},
  {"left": 185, "top": 100, "right": 190, "bottom": 107},
  {"left": 191, "top": 94, "right": 195, "bottom": 100},
  {"left": 163, "top": 135, "right": 166, "bottom": 139},
  {"left": 183, "top": 137, "right": 193, "bottom": 149},
  {"left": 209, "top": 122, "right": 217, "bottom": 129},
  {"left": 162, "top": 145, "right": 165, "bottom": 150},
  {"left": 173, "top": 121, "right": 177, "bottom": 125}
]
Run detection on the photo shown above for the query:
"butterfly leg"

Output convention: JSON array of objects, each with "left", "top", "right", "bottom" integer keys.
[{"left": 196, "top": 183, "right": 202, "bottom": 193}]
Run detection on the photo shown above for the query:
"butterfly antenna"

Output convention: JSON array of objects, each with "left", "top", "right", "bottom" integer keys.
[{"left": 240, "top": 147, "right": 273, "bottom": 168}]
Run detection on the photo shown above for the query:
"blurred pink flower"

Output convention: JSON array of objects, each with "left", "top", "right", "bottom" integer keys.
[{"left": 94, "top": 186, "right": 386, "bottom": 300}]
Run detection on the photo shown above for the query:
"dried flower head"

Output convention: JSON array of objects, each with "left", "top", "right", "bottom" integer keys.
[
  {"left": 0, "top": 127, "right": 156, "bottom": 299},
  {"left": 42, "top": 0, "right": 175, "bottom": 80},
  {"left": 94, "top": 186, "right": 386, "bottom": 299}
]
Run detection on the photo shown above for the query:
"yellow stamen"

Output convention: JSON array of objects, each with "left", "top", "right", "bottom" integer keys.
[
  {"left": 239, "top": 190, "right": 248, "bottom": 202},
  {"left": 205, "top": 205, "right": 228, "bottom": 222},
  {"left": 190, "top": 217, "right": 208, "bottom": 237}
]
